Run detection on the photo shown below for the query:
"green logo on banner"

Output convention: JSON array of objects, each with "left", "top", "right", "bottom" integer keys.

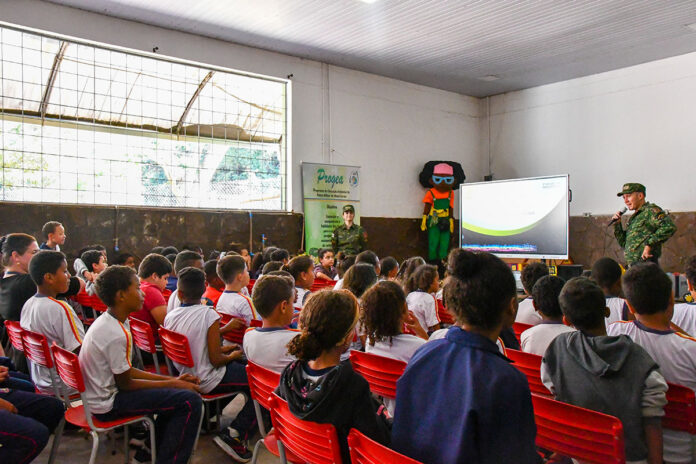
[{"left": 316, "top": 168, "right": 344, "bottom": 189}]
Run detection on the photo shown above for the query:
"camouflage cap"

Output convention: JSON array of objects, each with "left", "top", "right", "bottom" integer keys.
[
  {"left": 342, "top": 204, "right": 355, "bottom": 213},
  {"left": 617, "top": 183, "right": 646, "bottom": 196}
]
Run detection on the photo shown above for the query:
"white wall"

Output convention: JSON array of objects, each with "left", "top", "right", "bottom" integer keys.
[
  {"left": 484, "top": 52, "right": 696, "bottom": 216},
  {"left": 2, "top": 0, "right": 481, "bottom": 218}
]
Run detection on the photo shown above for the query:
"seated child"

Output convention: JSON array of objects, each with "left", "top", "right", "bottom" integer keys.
[
  {"left": 80, "top": 249, "right": 108, "bottom": 295},
  {"left": 395, "top": 256, "right": 425, "bottom": 287},
  {"left": 166, "top": 251, "right": 205, "bottom": 312},
  {"left": 20, "top": 250, "right": 84, "bottom": 394},
  {"left": 405, "top": 263, "right": 441, "bottom": 333},
  {"left": 608, "top": 263, "right": 696, "bottom": 464},
  {"left": 332, "top": 254, "right": 356, "bottom": 290},
  {"left": 378, "top": 256, "right": 399, "bottom": 281},
  {"left": 39, "top": 221, "right": 65, "bottom": 251},
  {"left": 244, "top": 274, "right": 298, "bottom": 373},
  {"left": 131, "top": 253, "right": 171, "bottom": 337},
  {"left": 80, "top": 265, "right": 203, "bottom": 464},
  {"left": 202, "top": 259, "right": 224, "bottom": 307},
  {"left": 270, "top": 248, "right": 290, "bottom": 266},
  {"left": 313, "top": 248, "right": 337, "bottom": 281},
  {"left": 113, "top": 252, "right": 136, "bottom": 270},
  {"left": 393, "top": 250, "right": 539, "bottom": 464},
  {"left": 285, "top": 255, "right": 315, "bottom": 310},
  {"left": 163, "top": 267, "right": 256, "bottom": 462},
  {"left": 515, "top": 262, "right": 548, "bottom": 325},
  {"left": 362, "top": 280, "right": 427, "bottom": 415},
  {"left": 275, "top": 290, "right": 390, "bottom": 463},
  {"left": 216, "top": 255, "right": 258, "bottom": 324},
  {"left": 73, "top": 245, "right": 106, "bottom": 282},
  {"left": 520, "top": 275, "right": 574, "bottom": 356},
  {"left": 342, "top": 263, "right": 378, "bottom": 300},
  {"left": 592, "top": 256, "right": 631, "bottom": 326},
  {"left": 260, "top": 260, "right": 284, "bottom": 276},
  {"left": 542, "top": 277, "right": 667, "bottom": 464},
  {"left": 672, "top": 255, "right": 696, "bottom": 336}
]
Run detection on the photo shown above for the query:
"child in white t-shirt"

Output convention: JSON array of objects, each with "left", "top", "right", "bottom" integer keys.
[
  {"left": 405, "top": 264, "right": 441, "bottom": 333},
  {"left": 80, "top": 265, "right": 202, "bottom": 464},
  {"left": 515, "top": 262, "right": 548, "bottom": 325},
  {"left": 20, "top": 250, "right": 85, "bottom": 395},
  {"left": 244, "top": 274, "right": 299, "bottom": 373},
  {"left": 519, "top": 275, "right": 574, "bottom": 356},
  {"left": 591, "top": 257, "right": 632, "bottom": 327},
  {"left": 672, "top": 256, "right": 696, "bottom": 336},
  {"left": 216, "top": 255, "right": 258, "bottom": 325},
  {"left": 163, "top": 267, "right": 256, "bottom": 462},
  {"left": 165, "top": 251, "right": 204, "bottom": 313},
  {"left": 285, "top": 255, "right": 315, "bottom": 310},
  {"left": 79, "top": 249, "right": 107, "bottom": 296}
]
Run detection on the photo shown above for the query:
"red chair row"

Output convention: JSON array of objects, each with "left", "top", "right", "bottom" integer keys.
[
  {"left": 310, "top": 279, "right": 336, "bottom": 292},
  {"left": 436, "top": 299, "right": 455, "bottom": 325},
  {"left": 512, "top": 321, "right": 533, "bottom": 343}
]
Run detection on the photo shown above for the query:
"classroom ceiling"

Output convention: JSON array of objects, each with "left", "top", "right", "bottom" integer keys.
[{"left": 44, "top": 0, "right": 696, "bottom": 97}]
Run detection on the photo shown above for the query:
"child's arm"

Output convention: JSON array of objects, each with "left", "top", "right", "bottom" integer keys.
[
  {"left": 207, "top": 320, "right": 243, "bottom": 368},
  {"left": 404, "top": 311, "right": 429, "bottom": 340},
  {"left": 642, "top": 369, "right": 668, "bottom": 464},
  {"left": 315, "top": 270, "right": 333, "bottom": 281},
  {"left": 643, "top": 417, "right": 663, "bottom": 464},
  {"left": 115, "top": 368, "right": 200, "bottom": 393},
  {"left": 219, "top": 318, "right": 246, "bottom": 335},
  {"left": 149, "top": 305, "right": 167, "bottom": 325}
]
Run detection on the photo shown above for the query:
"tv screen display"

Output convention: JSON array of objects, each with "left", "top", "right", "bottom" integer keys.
[{"left": 459, "top": 175, "right": 569, "bottom": 259}]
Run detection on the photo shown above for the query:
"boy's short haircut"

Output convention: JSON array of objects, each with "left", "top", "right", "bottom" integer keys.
[
  {"left": 379, "top": 256, "right": 398, "bottom": 277},
  {"left": 138, "top": 253, "right": 172, "bottom": 278},
  {"left": 338, "top": 255, "right": 356, "bottom": 278},
  {"left": 622, "top": 263, "right": 672, "bottom": 315},
  {"left": 217, "top": 255, "right": 247, "bottom": 283},
  {"left": 356, "top": 250, "right": 379, "bottom": 267},
  {"left": 318, "top": 248, "right": 333, "bottom": 260},
  {"left": 81, "top": 250, "right": 104, "bottom": 273},
  {"left": 41, "top": 221, "right": 62, "bottom": 239},
  {"left": 161, "top": 246, "right": 179, "bottom": 256},
  {"left": 150, "top": 246, "right": 165, "bottom": 255},
  {"left": 685, "top": 255, "right": 696, "bottom": 287},
  {"left": 591, "top": 257, "right": 622, "bottom": 289},
  {"left": 558, "top": 277, "right": 606, "bottom": 331},
  {"left": 29, "top": 250, "right": 66, "bottom": 285},
  {"left": 266, "top": 270, "right": 295, "bottom": 283},
  {"left": 284, "top": 255, "right": 314, "bottom": 280},
  {"left": 113, "top": 253, "right": 134, "bottom": 265},
  {"left": 262, "top": 246, "right": 278, "bottom": 263},
  {"left": 521, "top": 262, "right": 549, "bottom": 294},
  {"left": 252, "top": 274, "right": 295, "bottom": 318},
  {"left": 203, "top": 259, "right": 219, "bottom": 279},
  {"left": 262, "top": 261, "right": 284, "bottom": 275},
  {"left": 95, "top": 265, "right": 136, "bottom": 307},
  {"left": 270, "top": 248, "right": 289, "bottom": 262},
  {"left": 177, "top": 267, "right": 206, "bottom": 301},
  {"left": 174, "top": 250, "right": 203, "bottom": 274},
  {"left": 531, "top": 275, "right": 566, "bottom": 318}
]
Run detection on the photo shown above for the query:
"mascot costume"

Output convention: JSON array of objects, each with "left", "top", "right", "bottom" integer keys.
[{"left": 419, "top": 161, "right": 465, "bottom": 262}]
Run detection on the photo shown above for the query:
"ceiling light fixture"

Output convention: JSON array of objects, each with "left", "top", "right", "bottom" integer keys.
[{"left": 478, "top": 75, "right": 500, "bottom": 82}]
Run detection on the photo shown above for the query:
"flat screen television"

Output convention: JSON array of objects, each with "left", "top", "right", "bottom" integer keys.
[{"left": 459, "top": 175, "right": 569, "bottom": 259}]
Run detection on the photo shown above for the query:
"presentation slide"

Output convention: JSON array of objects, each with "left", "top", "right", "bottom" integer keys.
[{"left": 459, "top": 175, "right": 569, "bottom": 259}]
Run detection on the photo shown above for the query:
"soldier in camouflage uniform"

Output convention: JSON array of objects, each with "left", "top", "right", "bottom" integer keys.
[
  {"left": 613, "top": 183, "right": 676, "bottom": 267},
  {"left": 331, "top": 204, "right": 367, "bottom": 255}
]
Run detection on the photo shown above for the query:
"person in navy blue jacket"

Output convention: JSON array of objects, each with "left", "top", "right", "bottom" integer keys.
[{"left": 392, "top": 248, "right": 541, "bottom": 464}]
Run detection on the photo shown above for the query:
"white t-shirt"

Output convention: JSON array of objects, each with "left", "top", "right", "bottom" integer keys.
[
  {"left": 520, "top": 322, "right": 575, "bottom": 357},
  {"left": 333, "top": 278, "right": 344, "bottom": 290},
  {"left": 217, "top": 290, "right": 259, "bottom": 325},
  {"left": 163, "top": 303, "right": 225, "bottom": 394},
  {"left": 243, "top": 327, "right": 299, "bottom": 374},
  {"left": 672, "top": 303, "right": 696, "bottom": 337},
  {"left": 608, "top": 320, "right": 696, "bottom": 463},
  {"left": 79, "top": 312, "right": 133, "bottom": 414},
  {"left": 515, "top": 298, "right": 542, "bottom": 325},
  {"left": 406, "top": 291, "right": 440, "bottom": 331},
  {"left": 294, "top": 287, "right": 311, "bottom": 310},
  {"left": 166, "top": 289, "right": 181, "bottom": 313},
  {"left": 605, "top": 296, "right": 628, "bottom": 327},
  {"left": 20, "top": 294, "right": 85, "bottom": 392}
]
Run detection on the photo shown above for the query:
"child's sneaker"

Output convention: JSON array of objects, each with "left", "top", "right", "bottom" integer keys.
[
  {"left": 213, "top": 428, "right": 252, "bottom": 462},
  {"left": 129, "top": 448, "right": 152, "bottom": 464}
]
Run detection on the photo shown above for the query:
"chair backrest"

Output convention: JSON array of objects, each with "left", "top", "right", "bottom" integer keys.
[
  {"left": 436, "top": 299, "right": 455, "bottom": 325},
  {"left": 532, "top": 393, "right": 625, "bottom": 464},
  {"left": 4, "top": 320, "right": 25, "bottom": 352},
  {"left": 246, "top": 280, "right": 255, "bottom": 295},
  {"left": 512, "top": 322, "right": 533, "bottom": 343},
  {"left": 506, "top": 349, "right": 552, "bottom": 397},
  {"left": 664, "top": 382, "right": 696, "bottom": 434},
  {"left": 250, "top": 319, "right": 262, "bottom": 328},
  {"left": 128, "top": 316, "right": 158, "bottom": 354},
  {"left": 269, "top": 393, "right": 343, "bottom": 464},
  {"left": 349, "top": 350, "right": 406, "bottom": 399},
  {"left": 51, "top": 343, "right": 86, "bottom": 393},
  {"left": 347, "top": 429, "right": 422, "bottom": 464},
  {"left": 310, "top": 280, "right": 335, "bottom": 292},
  {"left": 158, "top": 326, "right": 194, "bottom": 368},
  {"left": 217, "top": 312, "right": 248, "bottom": 345},
  {"left": 21, "top": 329, "right": 54, "bottom": 368},
  {"left": 246, "top": 361, "right": 281, "bottom": 411},
  {"left": 75, "top": 290, "right": 108, "bottom": 313}
]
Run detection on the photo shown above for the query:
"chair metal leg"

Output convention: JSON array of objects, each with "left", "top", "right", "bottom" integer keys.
[
  {"left": 188, "top": 403, "right": 205, "bottom": 464},
  {"left": 88, "top": 431, "right": 100, "bottom": 464},
  {"left": 47, "top": 418, "right": 65, "bottom": 464},
  {"left": 250, "top": 437, "right": 266, "bottom": 464},
  {"left": 278, "top": 440, "right": 288, "bottom": 464},
  {"left": 145, "top": 417, "right": 157, "bottom": 464},
  {"left": 253, "top": 401, "right": 267, "bottom": 437}
]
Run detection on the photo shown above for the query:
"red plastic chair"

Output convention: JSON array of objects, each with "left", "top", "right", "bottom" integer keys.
[
  {"left": 349, "top": 350, "right": 406, "bottom": 399},
  {"left": 532, "top": 393, "right": 625, "bottom": 464},
  {"left": 246, "top": 279, "right": 256, "bottom": 295},
  {"left": 512, "top": 322, "right": 533, "bottom": 343},
  {"left": 75, "top": 290, "right": 108, "bottom": 314},
  {"left": 158, "top": 326, "right": 239, "bottom": 431},
  {"left": 348, "top": 429, "right": 422, "bottom": 464},
  {"left": 310, "top": 280, "right": 335, "bottom": 292},
  {"left": 436, "top": 299, "right": 455, "bottom": 325},
  {"left": 4, "top": 320, "right": 25, "bottom": 352},
  {"left": 217, "top": 312, "right": 249, "bottom": 345},
  {"left": 506, "top": 349, "right": 552, "bottom": 397},
  {"left": 128, "top": 316, "right": 167, "bottom": 375},
  {"left": 269, "top": 393, "right": 343, "bottom": 464},
  {"left": 51, "top": 343, "right": 157, "bottom": 464},
  {"left": 250, "top": 319, "right": 263, "bottom": 328},
  {"left": 664, "top": 382, "right": 696, "bottom": 434}
]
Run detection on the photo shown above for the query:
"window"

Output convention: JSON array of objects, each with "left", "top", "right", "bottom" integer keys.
[{"left": 0, "top": 25, "right": 289, "bottom": 210}]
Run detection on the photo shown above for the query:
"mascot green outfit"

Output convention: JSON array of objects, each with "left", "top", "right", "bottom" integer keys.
[{"left": 419, "top": 161, "right": 465, "bottom": 261}]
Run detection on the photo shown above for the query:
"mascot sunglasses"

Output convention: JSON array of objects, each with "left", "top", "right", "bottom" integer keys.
[{"left": 432, "top": 176, "right": 455, "bottom": 185}]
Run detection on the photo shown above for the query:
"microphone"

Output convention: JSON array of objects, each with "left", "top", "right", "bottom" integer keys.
[{"left": 608, "top": 207, "right": 628, "bottom": 227}]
